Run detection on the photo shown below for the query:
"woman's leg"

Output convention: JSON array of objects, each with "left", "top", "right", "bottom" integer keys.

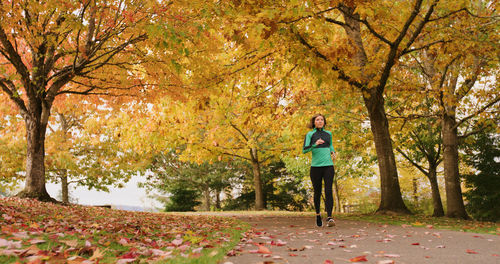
[
  {"left": 323, "top": 166, "right": 335, "bottom": 217},
  {"left": 310, "top": 166, "right": 323, "bottom": 215}
]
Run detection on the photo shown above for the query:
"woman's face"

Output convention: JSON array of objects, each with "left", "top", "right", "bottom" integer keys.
[{"left": 314, "top": 116, "right": 325, "bottom": 128}]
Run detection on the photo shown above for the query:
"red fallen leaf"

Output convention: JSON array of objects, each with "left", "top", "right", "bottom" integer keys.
[
  {"left": 350, "top": 255, "right": 368, "bottom": 262},
  {"left": 492, "top": 254, "right": 499, "bottom": 257},
  {"left": 276, "top": 241, "right": 287, "bottom": 246},
  {"left": 324, "top": 260, "right": 334, "bottom": 264},
  {"left": 289, "top": 253, "right": 298, "bottom": 256},
  {"left": 466, "top": 249, "right": 478, "bottom": 254},
  {"left": 257, "top": 245, "right": 272, "bottom": 254},
  {"left": 411, "top": 243, "right": 420, "bottom": 246},
  {"left": 425, "top": 256, "right": 431, "bottom": 258},
  {"left": 120, "top": 250, "right": 139, "bottom": 259}
]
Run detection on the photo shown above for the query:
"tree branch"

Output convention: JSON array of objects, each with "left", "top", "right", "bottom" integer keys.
[
  {"left": 0, "top": 78, "right": 28, "bottom": 117},
  {"left": 292, "top": 27, "right": 365, "bottom": 89},
  {"left": 0, "top": 26, "right": 31, "bottom": 90},
  {"left": 396, "top": 147, "right": 429, "bottom": 175},
  {"left": 454, "top": 96, "right": 500, "bottom": 130}
]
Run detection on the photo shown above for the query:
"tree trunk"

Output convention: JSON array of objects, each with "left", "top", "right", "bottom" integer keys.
[
  {"left": 364, "top": 92, "right": 411, "bottom": 214},
  {"left": 412, "top": 178, "right": 418, "bottom": 207},
  {"left": 61, "top": 171, "right": 69, "bottom": 204},
  {"left": 442, "top": 114, "right": 469, "bottom": 219},
  {"left": 203, "top": 184, "right": 211, "bottom": 211},
  {"left": 332, "top": 178, "right": 341, "bottom": 213},
  {"left": 250, "top": 148, "right": 264, "bottom": 210},
  {"left": 426, "top": 167, "right": 444, "bottom": 217},
  {"left": 215, "top": 189, "right": 221, "bottom": 210},
  {"left": 340, "top": 6, "right": 409, "bottom": 215},
  {"left": 17, "top": 116, "right": 55, "bottom": 202}
]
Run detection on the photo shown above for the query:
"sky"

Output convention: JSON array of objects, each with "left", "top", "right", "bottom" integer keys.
[{"left": 45, "top": 175, "right": 162, "bottom": 210}]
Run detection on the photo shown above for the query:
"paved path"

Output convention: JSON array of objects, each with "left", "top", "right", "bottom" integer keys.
[{"left": 222, "top": 215, "right": 500, "bottom": 264}]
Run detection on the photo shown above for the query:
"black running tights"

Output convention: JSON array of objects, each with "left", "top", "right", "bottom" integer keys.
[{"left": 310, "top": 166, "right": 335, "bottom": 217}]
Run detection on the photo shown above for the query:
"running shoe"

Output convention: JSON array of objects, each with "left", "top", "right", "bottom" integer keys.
[
  {"left": 326, "top": 217, "right": 336, "bottom": 227},
  {"left": 316, "top": 215, "right": 322, "bottom": 227}
]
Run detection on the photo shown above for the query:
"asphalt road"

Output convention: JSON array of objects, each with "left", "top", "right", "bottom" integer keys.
[{"left": 222, "top": 215, "right": 500, "bottom": 264}]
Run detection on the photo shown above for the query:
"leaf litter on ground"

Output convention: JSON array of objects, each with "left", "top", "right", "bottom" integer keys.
[{"left": 0, "top": 197, "right": 247, "bottom": 263}]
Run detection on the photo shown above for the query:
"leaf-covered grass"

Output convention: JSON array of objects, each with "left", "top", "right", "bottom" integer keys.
[
  {"left": 0, "top": 197, "right": 248, "bottom": 263},
  {"left": 177, "top": 211, "right": 500, "bottom": 235},
  {"left": 336, "top": 213, "right": 500, "bottom": 235}
]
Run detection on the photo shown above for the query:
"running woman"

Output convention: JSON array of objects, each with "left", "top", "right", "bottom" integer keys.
[{"left": 302, "top": 114, "right": 336, "bottom": 227}]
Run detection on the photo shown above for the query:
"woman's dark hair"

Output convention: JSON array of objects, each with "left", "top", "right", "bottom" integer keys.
[{"left": 308, "top": 114, "right": 326, "bottom": 129}]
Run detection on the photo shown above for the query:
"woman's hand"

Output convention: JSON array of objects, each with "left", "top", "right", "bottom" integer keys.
[
  {"left": 331, "top": 152, "right": 337, "bottom": 161},
  {"left": 315, "top": 138, "right": 325, "bottom": 145}
]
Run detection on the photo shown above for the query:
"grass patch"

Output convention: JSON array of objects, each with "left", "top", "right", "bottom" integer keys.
[{"left": 337, "top": 213, "right": 500, "bottom": 234}]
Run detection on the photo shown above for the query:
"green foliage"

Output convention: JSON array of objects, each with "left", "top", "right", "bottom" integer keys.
[
  {"left": 140, "top": 149, "right": 236, "bottom": 210},
  {"left": 263, "top": 161, "right": 309, "bottom": 211},
  {"left": 164, "top": 187, "right": 201, "bottom": 212},
  {"left": 403, "top": 197, "right": 435, "bottom": 215},
  {"left": 463, "top": 131, "right": 500, "bottom": 222},
  {"left": 223, "top": 160, "right": 310, "bottom": 211}
]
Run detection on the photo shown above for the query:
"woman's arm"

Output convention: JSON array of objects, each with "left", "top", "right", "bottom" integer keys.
[{"left": 303, "top": 132, "right": 316, "bottom": 154}]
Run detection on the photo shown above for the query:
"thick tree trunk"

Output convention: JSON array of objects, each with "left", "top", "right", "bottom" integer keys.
[
  {"left": 250, "top": 148, "right": 264, "bottom": 210},
  {"left": 340, "top": 6, "right": 409, "bottom": 215},
  {"left": 332, "top": 178, "right": 341, "bottom": 213},
  {"left": 426, "top": 167, "right": 444, "bottom": 217},
  {"left": 17, "top": 116, "right": 55, "bottom": 202},
  {"left": 442, "top": 114, "right": 469, "bottom": 219},
  {"left": 61, "top": 172, "right": 69, "bottom": 204},
  {"left": 364, "top": 92, "right": 411, "bottom": 214}
]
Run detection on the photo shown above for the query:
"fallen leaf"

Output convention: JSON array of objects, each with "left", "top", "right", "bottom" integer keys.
[
  {"left": 60, "top": 239, "right": 78, "bottom": 247},
  {"left": 28, "top": 239, "right": 46, "bottom": 244},
  {"left": 257, "top": 245, "right": 272, "bottom": 254},
  {"left": 324, "top": 260, "right": 334, "bottom": 264},
  {"left": 377, "top": 261, "right": 395, "bottom": 264},
  {"left": 171, "top": 238, "right": 183, "bottom": 246},
  {"left": 466, "top": 249, "right": 478, "bottom": 254},
  {"left": 411, "top": 243, "right": 420, "bottom": 246},
  {"left": 116, "top": 258, "right": 136, "bottom": 264},
  {"left": 350, "top": 255, "right": 368, "bottom": 262},
  {"left": 89, "top": 247, "right": 104, "bottom": 261}
]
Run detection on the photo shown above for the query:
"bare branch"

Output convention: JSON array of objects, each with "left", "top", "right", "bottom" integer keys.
[
  {"left": 396, "top": 147, "right": 429, "bottom": 175},
  {"left": 401, "top": 0, "right": 439, "bottom": 54},
  {"left": 401, "top": 39, "right": 451, "bottom": 55},
  {"left": 455, "top": 96, "right": 500, "bottom": 130}
]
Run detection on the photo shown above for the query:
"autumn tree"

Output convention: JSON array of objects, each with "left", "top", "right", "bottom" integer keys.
[
  {"left": 0, "top": 0, "right": 198, "bottom": 201},
  {"left": 0, "top": 99, "right": 25, "bottom": 191},
  {"left": 394, "top": 107, "right": 445, "bottom": 216},
  {"left": 404, "top": 2, "right": 499, "bottom": 218},
  {"left": 46, "top": 103, "right": 138, "bottom": 203},
  {"left": 139, "top": 149, "right": 235, "bottom": 211},
  {"left": 174, "top": 71, "right": 294, "bottom": 210}
]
